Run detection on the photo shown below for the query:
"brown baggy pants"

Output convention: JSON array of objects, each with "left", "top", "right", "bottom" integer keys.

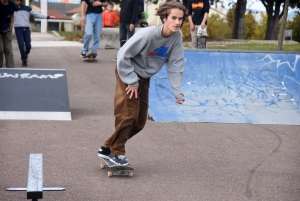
[{"left": 103, "top": 67, "right": 150, "bottom": 156}]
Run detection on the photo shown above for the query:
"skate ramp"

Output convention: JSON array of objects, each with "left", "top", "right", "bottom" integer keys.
[
  {"left": 0, "top": 68, "right": 71, "bottom": 121},
  {"left": 148, "top": 50, "right": 300, "bottom": 124}
]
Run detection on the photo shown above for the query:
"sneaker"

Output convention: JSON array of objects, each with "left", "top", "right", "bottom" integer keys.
[
  {"left": 81, "top": 51, "right": 87, "bottom": 58},
  {"left": 22, "top": 60, "right": 27, "bottom": 67},
  {"left": 111, "top": 155, "right": 129, "bottom": 166},
  {"left": 112, "top": 58, "right": 117, "bottom": 62},
  {"left": 91, "top": 53, "right": 97, "bottom": 59},
  {"left": 98, "top": 146, "right": 111, "bottom": 160}
]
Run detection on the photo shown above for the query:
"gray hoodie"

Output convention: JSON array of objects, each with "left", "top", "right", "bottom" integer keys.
[
  {"left": 117, "top": 24, "right": 185, "bottom": 101},
  {"left": 14, "top": 4, "right": 49, "bottom": 28}
]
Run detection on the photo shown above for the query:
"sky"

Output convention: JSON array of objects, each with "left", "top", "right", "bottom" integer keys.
[
  {"left": 218, "top": 0, "right": 298, "bottom": 21},
  {"left": 34, "top": 0, "right": 297, "bottom": 21}
]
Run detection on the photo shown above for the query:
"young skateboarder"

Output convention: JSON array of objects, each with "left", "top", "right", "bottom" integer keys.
[
  {"left": 98, "top": 1, "right": 188, "bottom": 165},
  {"left": 14, "top": 0, "right": 55, "bottom": 67},
  {"left": 81, "top": 0, "right": 107, "bottom": 59}
]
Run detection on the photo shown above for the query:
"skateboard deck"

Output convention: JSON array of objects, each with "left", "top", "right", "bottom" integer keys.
[
  {"left": 82, "top": 53, "right": 97, "bottom": 62},
  {"left": 100, "top": 158, "right": 134, "bottom": 177},
  {"left": 82, "top": 57, "right": 97, "bottom": 62},
  {"left": 197, "top": 27, "right": 207, "bottom": 49}
]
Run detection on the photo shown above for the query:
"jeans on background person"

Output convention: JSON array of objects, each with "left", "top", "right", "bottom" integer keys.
[
  {"left": 15, "top": 27, "right": 31, "bottom": 61},
  {"left": 119, "top": 23, "right": 135, "bottom": 46},
  {"left": 82, "top": 13, "right": 102, "bottom": 54}
]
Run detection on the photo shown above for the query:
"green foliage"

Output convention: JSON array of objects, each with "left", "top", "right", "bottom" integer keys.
[
  {"left": 286, "top": 15, "right": 300, "bottom": 42},
  {"left": 253, "top": 12, "right": 267, "bottom": 40},
  {"left": 61, "top": 22, "right": 65, "bottom": 32},
  {"left": 207, "top": 14, "right": 232, "bottom": 39},
  {"left": 226, "top": 7, "right": 235, "bottom": 29},
  {"left": 181, "top": 21, "right": 191, "bottom": 41},
  {"left": 209, "top": 43, "right": 300, "bottom": 51},
  {"left": 226, "top": 8, "right": 258, "bottom": 40},
  {"left": 181, "top": 13, "right": 233, "bottom": 41},
  {"left": 58, "top": 31, "right": 84, "bottom": 41},
  {"left": 244, "top": 12, "right": 258, "bottom": 39}
]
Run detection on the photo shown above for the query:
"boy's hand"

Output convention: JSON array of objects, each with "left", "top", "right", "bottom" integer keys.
[
  {"left": 82, "top": 16, "right": 86, "bottom": 24},
  {"left": 200, "top": 23, "right": 205, "bottom": 29},
  {"left": 175, "top": 99, "right": 184, "bottom": 104},
  {"left": 126, "top": 86, "right": 139, "bottom": 99},
  {"left": 129, "top": 24, "right": 134, "bottom": 31},
  {"left": 190, "top": 23, "right": 195, "bottom": 31}
]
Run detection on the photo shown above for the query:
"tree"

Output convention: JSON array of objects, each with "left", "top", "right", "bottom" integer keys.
[
  {"left": 286, "top": 14, "right": 300, "bottom": 42},
  {"left": 227, "top": 8, "right": 257, "bottom": 39},
  {"left": 261, "top": 0, "right": 300, "bottom": 40},
  {"left": 244, "top": 11, "right": 257, "bottom": 39},
  {"left": 226, "top": 7, "right": 235, "bottom": 28},
  {"left": 232, "top": 0, "right": 247, "bottom": 39},
  {"left": 254, "top": 12, "right": 267, "bottom": 40},
  {"left": 207, "top": 14, "right": 232, "bottom": 39},
  {"left": 278, "top": 0, "right": 289, "bottom": 50}
]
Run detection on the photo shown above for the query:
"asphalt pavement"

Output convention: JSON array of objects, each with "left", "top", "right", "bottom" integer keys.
[{"left": 0, "top": 32, "right": 300, "bottom": 201}]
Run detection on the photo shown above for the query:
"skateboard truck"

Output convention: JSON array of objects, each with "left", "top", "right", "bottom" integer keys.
[
  {"left": 82, "top": 53, "right": 97, "bottom": 62},
  {"left": 103, "top": 166, "right": 133, "bottom": 177},
  {"left": 100, "top": 158, "right": 134, "bottom": 178}
]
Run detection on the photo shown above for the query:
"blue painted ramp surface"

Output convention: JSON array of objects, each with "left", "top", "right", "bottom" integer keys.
[{"left": 148, "top": 51, "right": 300, "bottom": 124}]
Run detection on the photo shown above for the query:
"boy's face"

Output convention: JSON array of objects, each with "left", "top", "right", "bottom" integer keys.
[
  {"left": 107, "top": 5, "right": 113, "bottom": 11},
  {"left": 164, "top": 8, "right": 183, "bottom": 33},
  {"left": 15, "top": 0, "right": 22, "bottom": 5}
]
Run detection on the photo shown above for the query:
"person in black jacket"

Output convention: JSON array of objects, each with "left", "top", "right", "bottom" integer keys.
[{"left": 113, "top": 0, "right": 139, "bottom": 61}]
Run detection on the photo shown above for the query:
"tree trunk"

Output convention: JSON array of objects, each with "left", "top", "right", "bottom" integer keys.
[
  {"left": 232, "top": 4, "right": 240, "bottom": 38},
  {"left": 238, "top": 0, "right": 247, "bottom": 39},
  {"left": 278, "top": 0, "right": 289, "bottom": 50},
  {"left": 264, "top": 0, "right": 285, "bottom": 40},
  {"left": 232, "top": 0, "right": 247, "bottom": 39}
]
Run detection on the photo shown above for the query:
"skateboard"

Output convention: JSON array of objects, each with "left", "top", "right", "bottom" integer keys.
[
  {"left": 197, "top": 27, "right": 207, "bottom": 49},
  {"left": 100, "top": 158, "right": 134, "bottom": 177},
  {"left": 82, "top": 53, "right": 97, "bottom": 62}
]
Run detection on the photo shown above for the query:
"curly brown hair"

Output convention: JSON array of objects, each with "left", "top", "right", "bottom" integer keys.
[{"left": 155, "top": 1, "right": 188, "bottom": 24}]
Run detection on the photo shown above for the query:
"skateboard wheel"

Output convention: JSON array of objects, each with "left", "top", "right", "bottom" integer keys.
[
  {"left": 128, "top": 172, "right": 133, "bottom": 177},
  {"left": 100, "top": 164, "right": 105, "bottom": 169},
  {"left": 108, "top": 171, "right": 113, "bottom": 177}
]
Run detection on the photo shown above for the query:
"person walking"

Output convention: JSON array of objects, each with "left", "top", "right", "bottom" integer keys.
[
  {"left": 81, "top": 0, "right": 107, "bottom": 59},
  {"left": 187, "top": 0, "right": 210, "bottom": 48},
  {"left": 112, "top": 0, "right": 139, "bottom": 61},
  {"left": 0, "top": 0, "right": 18, "bottom": 68},
  {"left": 14, "top": 0, "right": 55, "bottom": 67},
  {"left": 98, "top": 1, "right": 188, "bottom": 165}
]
